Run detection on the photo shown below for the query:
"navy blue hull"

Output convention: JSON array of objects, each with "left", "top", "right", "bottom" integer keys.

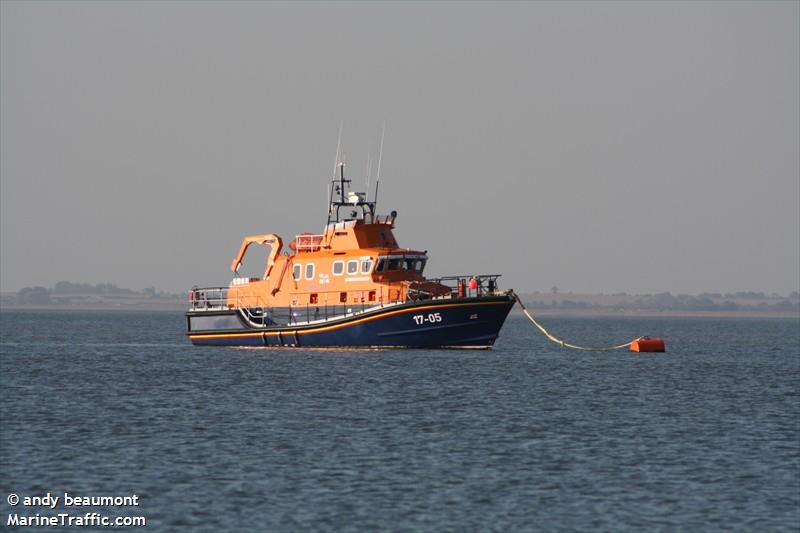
[{"left": 187, "top": 296, "right": 515, "bottom": 348}]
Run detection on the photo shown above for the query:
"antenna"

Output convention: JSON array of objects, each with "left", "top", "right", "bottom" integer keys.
[
  {"left": 365, "top": 142, "right": 372, "bottom": 202},
  {"left": 327, "top": 122, "right": 344, "bottom": 225},
  {"left": 338, "top": 147, "right": 347, "bottom": 205},
  {"left": 332, "top": 121, "right": 343, "bottom": 180},
  {"left": 374, "top": 121, "right": 385, "bottom": 208}
]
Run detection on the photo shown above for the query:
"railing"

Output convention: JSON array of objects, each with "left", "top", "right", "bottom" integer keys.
[
  {"left": 189, "top": 285, "right": 402, "bottom": 327},
  {"left": 372, "top": 215, "right": 395, "bottom": 225},
  {"left": 188, "top": 274, "right": 504, "bottom": 322},
  {"left": 411, "top": 274, "right": 503, "bottom": 300},
  {"left": 294, "top": 234, "right": 324, "bottom": 252},
  {"left": 189, "top": 286, "right": 278, "bottom": 310},
  {"left": 188, "top": 287, "right": 230, "bottom": 310}
]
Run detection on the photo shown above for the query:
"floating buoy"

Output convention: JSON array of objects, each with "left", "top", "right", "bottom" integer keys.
[{"left": 630, "top": 338, "right": 666, "bottom": 353}]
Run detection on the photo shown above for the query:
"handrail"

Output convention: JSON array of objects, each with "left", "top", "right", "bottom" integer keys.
[
  {"left": 371, "top": 215, "right": 395, "bottom": 225},
  {"left": 188, "top": 287, "right": 229, "bottom": 310},
  {"left": 414, "top": 274, "right": 502, "bottom": 299},
  {"left": 188, "top": 274, "right": 503, "bottom": 313},
  {"left": 294, "top": 233, "right": 324, "bottom": 252}
]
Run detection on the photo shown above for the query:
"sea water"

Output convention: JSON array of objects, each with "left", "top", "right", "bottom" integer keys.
[{"left": 1, "top": 310, "right": 798, "bottom": 531}]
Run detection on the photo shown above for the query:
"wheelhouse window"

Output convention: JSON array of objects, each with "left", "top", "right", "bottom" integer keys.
[
  {"left": 347, "top": 260, "right": 358, "bottom": 274},
  {"left": 361, "top": 259, "right": 373, "bottom": 274},
  {"left": 305, "top": 263, "right": 315, "bottom": 280},
  {"left": 374, "top": 255, "right": 427, "bottom": 272},
  {"left": 332, "top": 261, "right": 344, "bottom": 275},
  {"left": 292, "top": 264, "right": 302, "bottom": 280}
]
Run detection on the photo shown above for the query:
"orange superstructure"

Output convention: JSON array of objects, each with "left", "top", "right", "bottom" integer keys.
[{"left": 223, "top": 162, "right": 448, "bottom": 311}]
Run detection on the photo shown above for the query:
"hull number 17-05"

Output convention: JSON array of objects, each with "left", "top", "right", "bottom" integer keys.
[{"left": 412, "top": 312, "right": 442, "bottom": 325}]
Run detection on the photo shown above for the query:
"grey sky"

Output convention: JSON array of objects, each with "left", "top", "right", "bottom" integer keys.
[{"left": 1, "top": 1, "right": 798, "bottom": 295}]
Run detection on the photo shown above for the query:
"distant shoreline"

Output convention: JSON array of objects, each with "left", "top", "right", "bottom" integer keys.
[
  {"left": 0, "top": 302, "right": 185, "bottom": 312},
  {"left": 2, "top": 302, "right": 797, "bottom": 319},
  {"left": 3, "top": 284, "right": 798, "bottom": 319}
]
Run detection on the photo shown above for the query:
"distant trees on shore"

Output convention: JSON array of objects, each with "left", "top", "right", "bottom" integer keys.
[
  {"left": 8, "top": 282, "right": 181, "bottom": 305},
  {"left": 16, "top": 286, "right": 51, "bottom": 305},
  {"left": 522, "top": 290, "right": 800, "bottom": 313},
  {"left": 53, "top": 281, "right": 134, "bottom": 295}
]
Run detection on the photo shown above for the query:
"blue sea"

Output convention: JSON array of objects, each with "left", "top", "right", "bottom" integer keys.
[{"left": 1, "top": 310, "right": 798, "bottom": 532}]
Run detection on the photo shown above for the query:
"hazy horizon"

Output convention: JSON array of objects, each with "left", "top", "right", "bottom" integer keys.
[
  {"left": 3, "top": 280, "right": 800, "bottom": 300},
  {"left": 2, "top": 1, "right": 798, "bottom": 295}
]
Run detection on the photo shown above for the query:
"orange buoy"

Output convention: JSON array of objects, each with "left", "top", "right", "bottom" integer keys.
[{"left": 630, "top": 337, "right": 666, "bottom": 353}]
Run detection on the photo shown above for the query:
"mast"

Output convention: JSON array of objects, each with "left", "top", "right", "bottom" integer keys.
[{"left": 325, "top": 124, "right": 380, "bottom": 226}]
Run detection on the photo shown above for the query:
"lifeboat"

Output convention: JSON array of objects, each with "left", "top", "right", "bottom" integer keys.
[{"left": 186, "top": 157, "right": 515, "bottom": 348}]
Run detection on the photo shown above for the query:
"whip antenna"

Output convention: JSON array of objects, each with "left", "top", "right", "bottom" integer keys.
[
  {"left": 332, "top": 121, "right": 343, "bottom": 180},
  {"left": 365, "top": 142, "right": 372, "bottom": 201},
  {"left": 374, "top": 121, "right": 385, "bottom": 209},
  {"left": 328, "top": 121, "right": 344, "bottom": 221}
]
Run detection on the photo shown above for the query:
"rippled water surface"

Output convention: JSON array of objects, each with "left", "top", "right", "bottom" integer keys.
[{"left": 1, "top": 310, "right": 798, "bottom": 531}]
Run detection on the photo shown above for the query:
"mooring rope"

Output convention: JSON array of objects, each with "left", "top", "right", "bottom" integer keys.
[{"left": 511, "top": 291, "right": 643, "bottom": 351}]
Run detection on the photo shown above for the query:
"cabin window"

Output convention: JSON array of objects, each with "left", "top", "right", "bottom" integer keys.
[
  {"left": 415, "top": 259, "right": 426, "bottom": 272},
  {"left": 376, "top": 259, "right": 386, "bottom": 272},
  {"left": 305, "top": 263, "right": 315, "bottom": 280},
  {"left": 361, "top": 259, "right": 373, "bottom": 274},
  {"left": 347, "top": 260, "right": 358, "bottom": 274},
  {"left": 293, "top": 264, "right": 302, "bottom": 280},
  {"left": 339, "top": 292, "right": 347, "bottom": 303},
  {"left": 388, "top": 258, "right": 400, "bottom": 270},
  {"left": 310, "top": 293, "right": 318, "bottom": 304},
  {"left": 368, "top": 290, "right": 376, "bottom": 302},
  {"left": 332, "top": 261, "right": 344, "bottom": 275},
  {"left": 405, "top": 258, "right": 415, "bottom": 270}
]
